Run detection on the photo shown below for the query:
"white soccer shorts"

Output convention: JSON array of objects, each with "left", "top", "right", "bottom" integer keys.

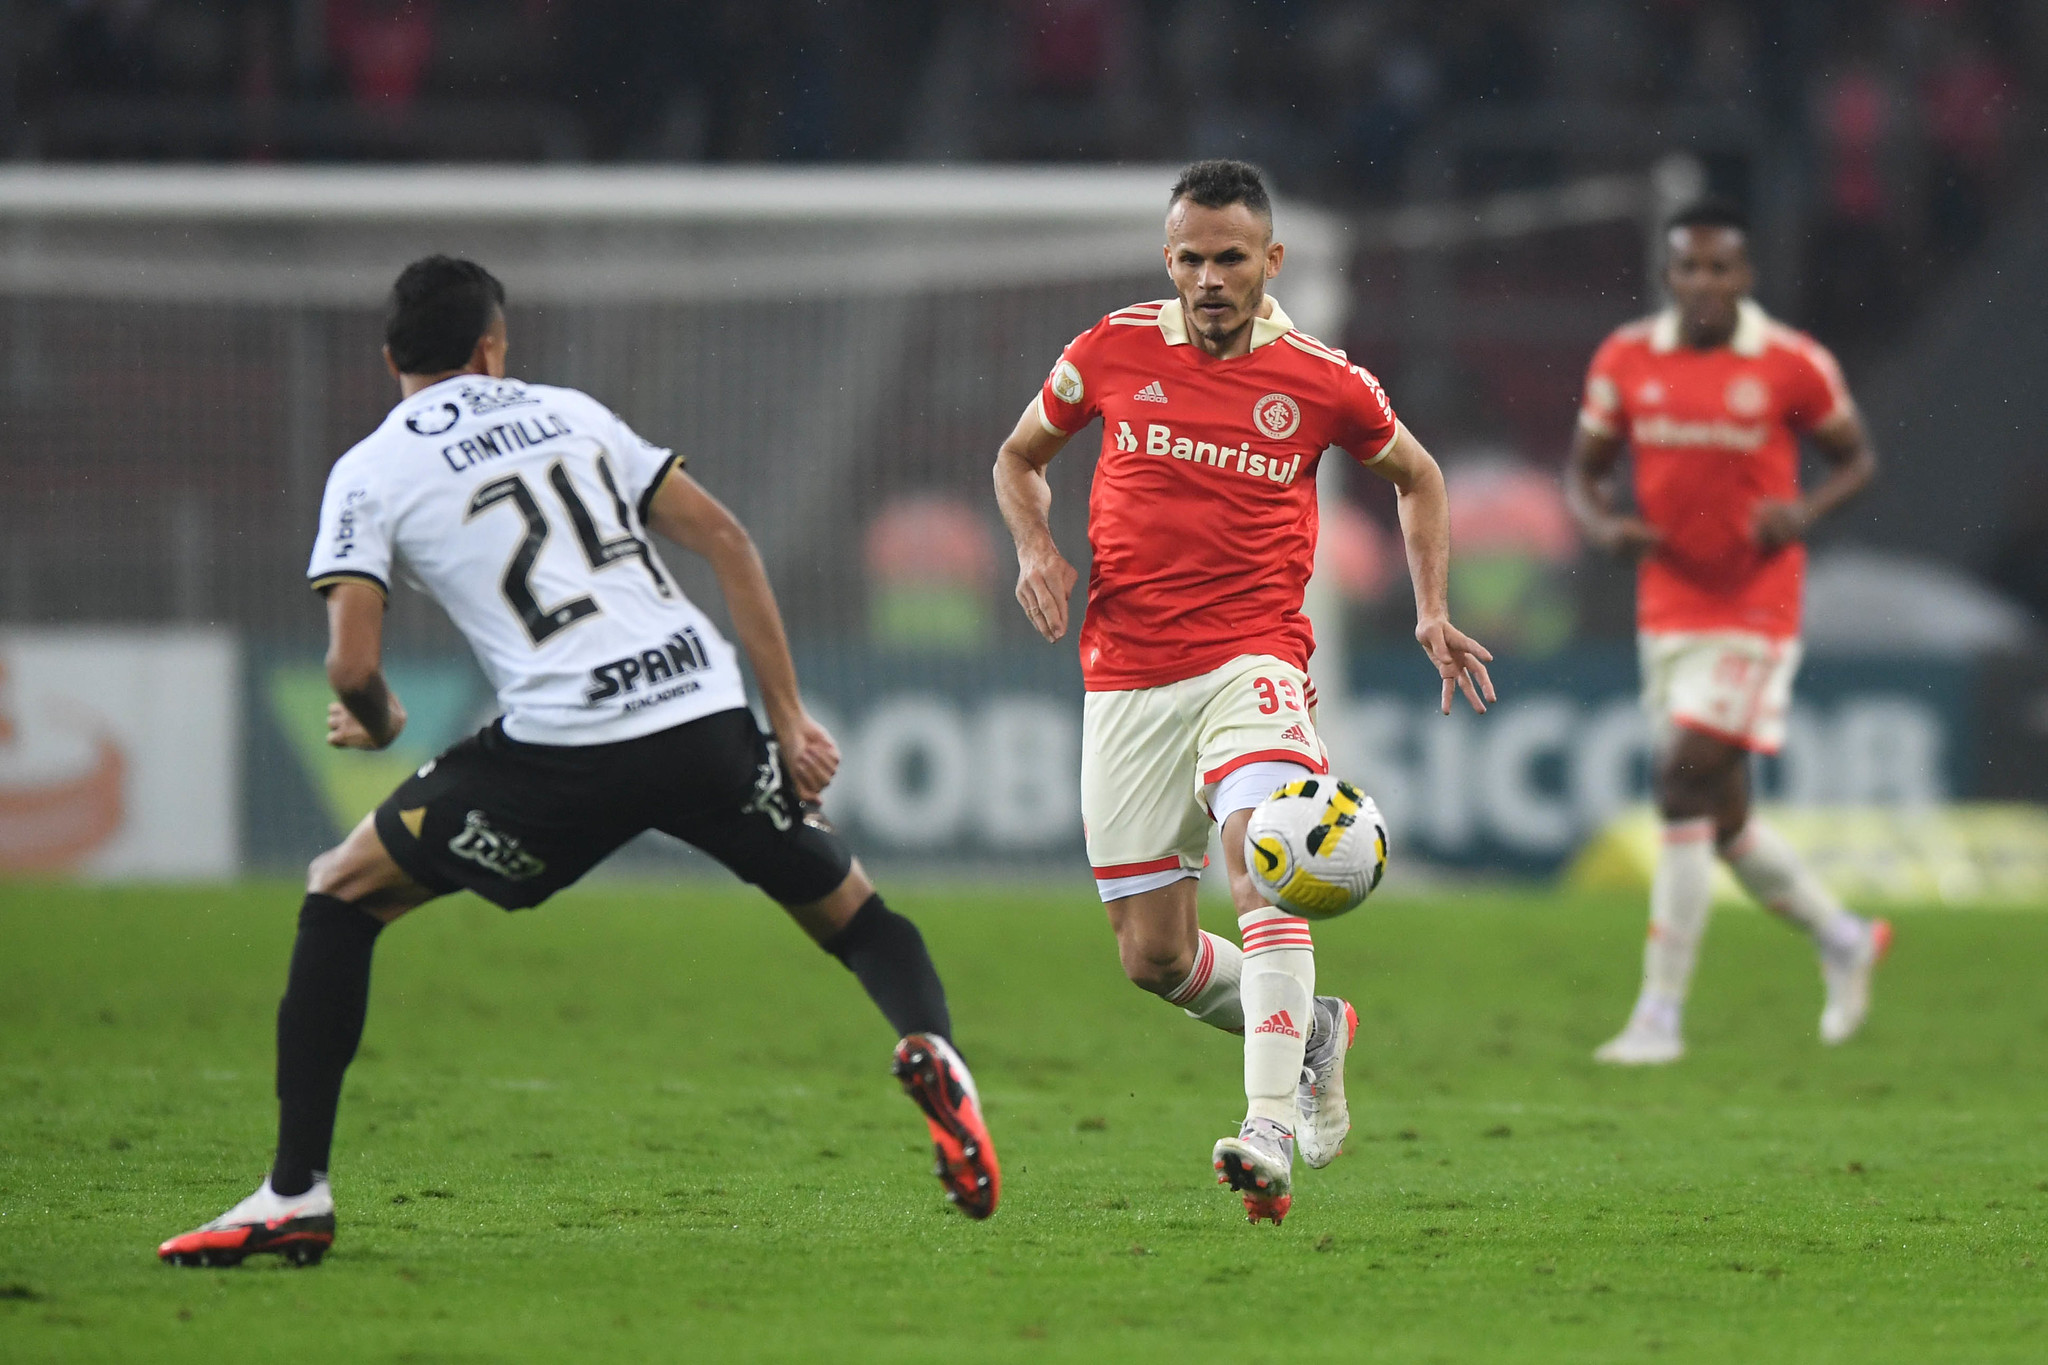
[
  {"left": 1081, "top": 653, "right": 1329, "bottom": 902},
  {"left": 1639, "top": 630, "right": 1803, "bottom": 755}
]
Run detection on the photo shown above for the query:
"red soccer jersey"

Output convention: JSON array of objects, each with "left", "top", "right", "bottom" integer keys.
[
  {"left": 1038, "top": 296, "right": 1399, "bottom": 691},
  {"left": 1579, "top": 300, "right": 1852, "bottom": 638}
]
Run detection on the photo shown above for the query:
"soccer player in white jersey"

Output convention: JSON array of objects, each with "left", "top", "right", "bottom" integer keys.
[
  {"left": 159, "top": 257, "right": 999, "bottom": 1267},
  {"left": 993, "top": 161, "right": 1494, "bottom": 1223}
]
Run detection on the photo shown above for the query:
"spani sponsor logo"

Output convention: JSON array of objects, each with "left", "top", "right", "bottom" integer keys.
[{"left": 584, "top": 628, "right": 712, "bottom": 704}]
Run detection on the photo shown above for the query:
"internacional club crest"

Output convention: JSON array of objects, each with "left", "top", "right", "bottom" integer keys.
[
  {"left": 1252, "top": 392, "right": 1301, "bottom": 441},
  {"left": 1725, "top": 375, "right": 1770, "bottom": 419}
]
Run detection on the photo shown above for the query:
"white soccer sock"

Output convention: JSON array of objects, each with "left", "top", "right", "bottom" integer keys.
[
  {"left": 1722, "top": 818, "right": 1864, "bottom": 957},
  {"left": 1238, "top": 906, "right": 1314, "bottom": 1129},
  {"left": 1163, "top": 930, "right": 1245, "bottom": 1033},
  {"left": 1633, "top": 817, "right": 1716, "bottom": 1032}
]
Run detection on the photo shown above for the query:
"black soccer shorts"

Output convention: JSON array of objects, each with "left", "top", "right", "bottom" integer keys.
[{"left": 371, "top": 707, "right": 853, "bottom": 911}]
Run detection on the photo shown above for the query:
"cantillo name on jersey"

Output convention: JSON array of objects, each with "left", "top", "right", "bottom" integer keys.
[
  {"left": 437, "top": 413, "right": 575, "bottom": 471},
  {"left": 307, "top": 375, "right": 747, "bottom": 747}
]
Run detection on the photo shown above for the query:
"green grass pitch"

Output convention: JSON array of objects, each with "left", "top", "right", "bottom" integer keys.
[{"left": 2, "top": 880, "right": 2044, "bottom": 1363}]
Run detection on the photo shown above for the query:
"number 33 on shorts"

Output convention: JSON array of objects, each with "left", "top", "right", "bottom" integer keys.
[{"left": 1251, "top": 675, "right": 1305, "bottom": 715}]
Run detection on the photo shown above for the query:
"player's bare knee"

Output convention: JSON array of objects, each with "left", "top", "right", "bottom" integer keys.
[
  {"left": 784, "top": 862, "right": 873, "bottom": 944},
  {"left": 1660, "top": 735, "right": 1746, "bottom": 818},
  {"left": 305, "top": 846, "right": 347, "bottom": 897},
  {"left": 1656, "top": 755, "right": 1716, "bottom": 818},
  {"left": 1121, "top": 953, "right": 1184, "bottom": 996},
  {"left": 1653, "top": 771, "right": 1703, "bottom": 821},
  {"left": 1116, "top": 934, "right": 1193, "bottom": 995}
]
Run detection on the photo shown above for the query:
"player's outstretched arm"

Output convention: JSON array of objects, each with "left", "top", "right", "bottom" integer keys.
[
  {"left": 993, "top": 404, "right": 1078, "bottom": 644},
  {"left": 1754, "top": 406, "right": 1878, "bottom": 551},
  {"left": 1564, "top": 423, "right": 1663, "bottom": 559},
  {"left": 323, "top": 581, "right": 407, "bottom": 750},
  {"left": 644, "top": 468, "right": 838, "bottom": 799},
  {"left": 1367, "top": 424, "right": 1497, "bottom": 716}
]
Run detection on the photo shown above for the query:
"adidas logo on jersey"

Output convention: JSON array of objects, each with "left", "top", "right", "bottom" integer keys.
[
  {"left": 1278, "top": 723, "right": 1309, "bottom": 745},
  {"left": 1253, "top": 1010, "right": 1301, "bottom": 1039},
  {"left": 1133, "top": 380, "right": 1168, "bottom": 403}
]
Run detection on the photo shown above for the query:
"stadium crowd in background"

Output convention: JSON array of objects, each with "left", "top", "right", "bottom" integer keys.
[
  {"left": 6, "top": 0, "right": 2045, "bottom": 628},
  {"left": 9, "top": 1, "right": 2039, "bottom": 357}
]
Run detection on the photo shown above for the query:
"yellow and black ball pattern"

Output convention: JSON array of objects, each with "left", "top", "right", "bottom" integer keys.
[{"left": 1243, "top": 777, "right": 1388, "bottom": 920}]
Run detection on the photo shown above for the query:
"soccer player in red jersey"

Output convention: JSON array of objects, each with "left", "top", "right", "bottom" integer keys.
[
  {"left": 993, "top": 160, "right": 1494, "bottom": 1222},
  {"left": 1567, "top": 199, "right": 1887, "bottom": 1066}
]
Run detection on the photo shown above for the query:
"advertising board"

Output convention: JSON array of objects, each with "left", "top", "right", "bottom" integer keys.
[
  {"left": 245, "top": 643, "right": 1993, "bottom": 882},
  {"left": 0, "top": 628, "right": 240, "bottom": 878}
]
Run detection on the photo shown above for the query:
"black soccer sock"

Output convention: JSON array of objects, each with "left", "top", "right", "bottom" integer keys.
[
  {"left": 820, "top": 894, "right": 952, "bottom": 1042},
  {"left": 270, "top": 894, "right": 386, "bottom": 1197}
]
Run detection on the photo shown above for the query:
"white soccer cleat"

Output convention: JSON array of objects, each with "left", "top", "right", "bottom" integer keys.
[
  {"left": 1212, "top": 1117, "right": 1295, "bottom": 1224},
  {"left": 1296, "top": 995, "right": 1357, "bottom": 1169},
  {"left": 158, "top": 1176, "right": 336, "bottom": 1267},
  {"left": 1593, "top": 1019, "right": 1685, "bottom": 1066},
  {"left": 1820, "top": 918, "right": 1892, "bottom": 1046}
]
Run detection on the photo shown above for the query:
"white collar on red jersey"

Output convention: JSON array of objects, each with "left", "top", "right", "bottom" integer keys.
[
  {"left": 1156, "top": 295, "right": 1295, "bottom": 351},
  {"left": 1650, "top": 297, "right": 1769, "bottom": 357}
]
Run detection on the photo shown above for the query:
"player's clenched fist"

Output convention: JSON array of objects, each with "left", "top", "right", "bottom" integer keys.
[
  {"left": 1015, "top": 545, "right": 1078, "bottom": 643},
  {"left": 325, "top": 695, "right": 406, "bottom": 750},
  {"left": 1587, "top": 513, "right": 1664, "bottom": 561},
  {"left": 1750, "top": 497, "right": 1812, "bottom": 551},
  {"left": 774, "top": 710, "right": 841, "bottom": 801},
  {"left": 1416, "top": 618, "right": 1496, "bottom": 716}
]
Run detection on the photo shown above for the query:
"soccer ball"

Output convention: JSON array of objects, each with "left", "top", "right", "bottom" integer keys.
[{"left": 1243, "top": 777, "right": 1388, "bottom": 920}]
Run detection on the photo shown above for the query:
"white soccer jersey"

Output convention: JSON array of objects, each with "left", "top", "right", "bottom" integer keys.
[{"left": 307, "top": 375, "right": 748, "bottom": 746}]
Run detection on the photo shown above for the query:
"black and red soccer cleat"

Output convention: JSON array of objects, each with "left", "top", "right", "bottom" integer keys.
[
  {"left": 892, "top": 1033, "right": 1001, "bottom": 1220},
  {"left": 157, "top": 1177, "right": 335, "bottom": 1268}
]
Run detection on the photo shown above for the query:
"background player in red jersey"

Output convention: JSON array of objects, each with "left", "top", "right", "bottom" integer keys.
[
  {"left": 993, "top": 160, "right": 1493, "bottom": 1223},
  {"left": 1567, "top": 199, "right": 1886, "bottom": 1066}
]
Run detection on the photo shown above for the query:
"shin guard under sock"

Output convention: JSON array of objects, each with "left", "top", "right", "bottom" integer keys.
[
  {"left": 1163, "top": 930, "right": 1245, "bottom": 1033},
  {"left": 1722, "top": 818, "right": 1864, "bottom": 957},
  {"left": 1635, "top": 817, "right": 1716, "bottom": 1031},
  {"left": 821, "top": 894, "right": 952, "bottom": 1042},
  {"left": 1238, "top": 906, "right": 1315, "bottom": 1128},
  {"left": 271, "top": 894, "right": 385, "bottom": 1196}
]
